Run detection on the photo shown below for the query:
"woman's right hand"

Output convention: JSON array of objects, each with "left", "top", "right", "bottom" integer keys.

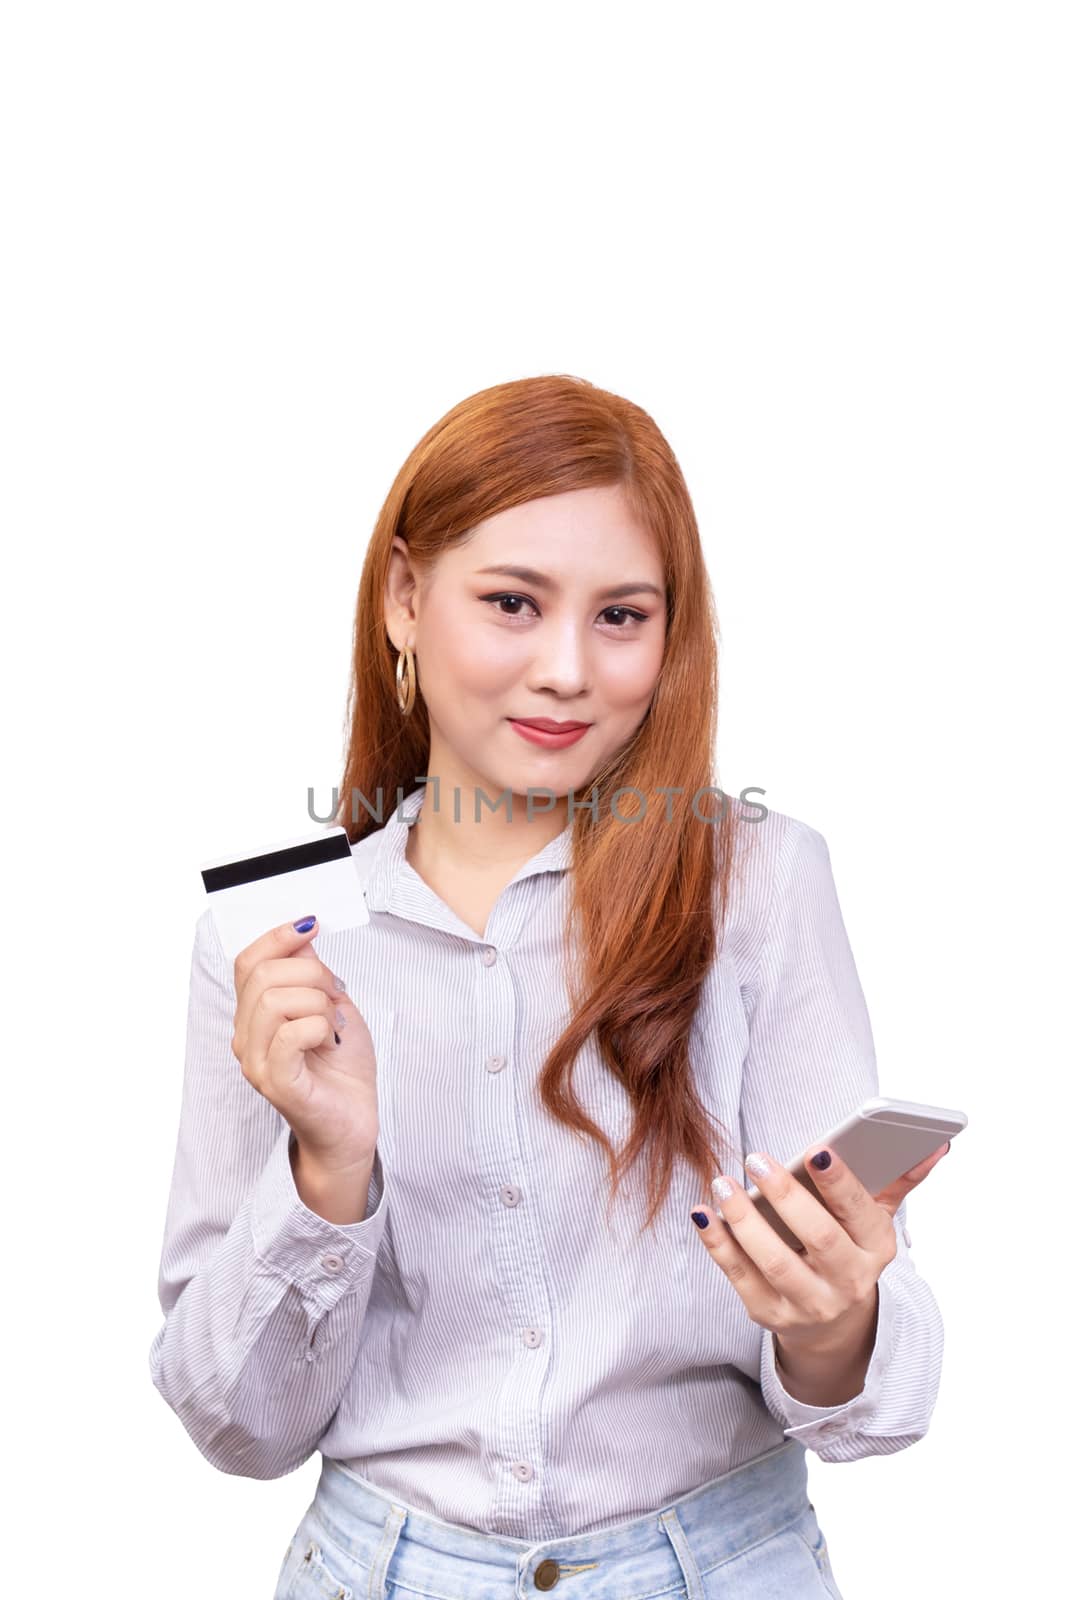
[{"left": 230, "top": 916, "right": 379, "bottom": 1172}]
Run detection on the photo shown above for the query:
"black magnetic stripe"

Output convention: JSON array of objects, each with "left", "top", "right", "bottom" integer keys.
[{"left": 201, "top": 832, "right": 351, "bottom": 894}]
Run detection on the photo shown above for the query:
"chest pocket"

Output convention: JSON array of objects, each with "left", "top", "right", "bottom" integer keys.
[
  {"left": 369, "top": 1006, "right": 417, "bottom": 1179},
  {"left": 371, "top": 1005, "right": 492, "bottom": 1202}
]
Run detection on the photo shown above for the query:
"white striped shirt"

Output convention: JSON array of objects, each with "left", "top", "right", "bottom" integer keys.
[{"left": 149, "top": 787, "right": 943, "bottom": 1538}]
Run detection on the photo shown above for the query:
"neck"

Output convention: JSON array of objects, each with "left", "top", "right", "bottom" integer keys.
[{"left": 404, "top": 777, "right": 570, "bottom": 878}]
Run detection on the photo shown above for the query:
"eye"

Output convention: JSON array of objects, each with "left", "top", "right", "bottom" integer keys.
[
  {"left": 479, "top": 593, "right": 649, "bottom": 629},
  {"left": 481, "top": 593, "right": 538, "bottom": 619},
  {"left": 600, "top": 605, "right": 649, "bottom": 629}
]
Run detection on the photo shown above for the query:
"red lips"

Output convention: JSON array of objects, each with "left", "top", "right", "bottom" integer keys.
[{"left": 509, "top": 718, "right": 590, "bottom": 731}]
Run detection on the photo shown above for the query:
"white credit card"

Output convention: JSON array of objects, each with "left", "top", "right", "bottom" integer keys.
[{"left": 200, "top": 826, "right": 368, "bottom": 963}]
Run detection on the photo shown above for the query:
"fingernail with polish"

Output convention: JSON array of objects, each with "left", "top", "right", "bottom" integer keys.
[
  {"left": 691, "top": 1210, "right": 709, "bottom": 1230},
  {"left": 293, "top": 915, "right": 317, "bottom": 933},
  {"left": 712, "top": 1176, "right": 734, "bottom": 1204},
  {"left": 744, "top": 1152, "right": 771, "bottom": 1179},
  {"left": 811, "top": 1149, "right": 832, "bottom": 1170},
  {"left": 335, "top": 1008, "right": 347, "bottom": 1029}
]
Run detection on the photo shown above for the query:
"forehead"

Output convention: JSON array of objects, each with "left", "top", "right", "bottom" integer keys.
[{"left": 455, "top": 486, "right": 662, "bottom": 582}]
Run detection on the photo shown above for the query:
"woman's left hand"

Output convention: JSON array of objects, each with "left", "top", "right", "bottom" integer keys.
[{"left": 690, "top": 1141, "right": 951, "bottom": 1355}]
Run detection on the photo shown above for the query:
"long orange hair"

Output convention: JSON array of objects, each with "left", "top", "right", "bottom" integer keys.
[{"left": 333, "top": 374, "right": 750, "bottom": 1232}]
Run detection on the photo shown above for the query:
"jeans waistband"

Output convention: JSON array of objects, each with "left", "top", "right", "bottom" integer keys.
[{"left": 309, "top": 1438, "right": 810, "bottom": 1599}]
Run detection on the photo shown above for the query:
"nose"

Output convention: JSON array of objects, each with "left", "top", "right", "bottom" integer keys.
[{"left": 525, "top": 614, "right": 592, "bottom": 699}]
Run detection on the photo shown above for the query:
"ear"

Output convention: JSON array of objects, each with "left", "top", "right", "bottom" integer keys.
[{"left": 384, "top": 538, "right": 419, "bottom": 643}]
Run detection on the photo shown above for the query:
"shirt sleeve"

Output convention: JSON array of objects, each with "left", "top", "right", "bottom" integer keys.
[
  {"left": 739, "top": 818, "right": 944, "bottom": 1462},
  {"left": 148, "top": 907, "right": 390, "bottom": 1478}
]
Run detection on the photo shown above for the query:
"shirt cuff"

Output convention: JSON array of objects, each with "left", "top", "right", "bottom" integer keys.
[
  {"left": 251, "top": 1126, "right": 389, "bottom": 1311},
  {"left": 759, "top": 1272, "right": 899, "bottom": 1447}
]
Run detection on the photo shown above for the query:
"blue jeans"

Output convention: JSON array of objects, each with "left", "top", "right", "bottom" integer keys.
[{"left": 272, "top": 1437, "right": 845, "bottom": 1598}]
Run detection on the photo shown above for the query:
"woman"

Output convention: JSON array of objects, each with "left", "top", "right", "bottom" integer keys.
[{"left": 150, "top": 374, "right": 949, "bottom": 1599}]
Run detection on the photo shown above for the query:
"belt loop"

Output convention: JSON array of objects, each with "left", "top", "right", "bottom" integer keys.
[
  {"left": 367, "top": 1503, "right": 407, "bottom": 1600},
  {"left": 658, "top": 1507, "right": 706, "bottom": 1600}
]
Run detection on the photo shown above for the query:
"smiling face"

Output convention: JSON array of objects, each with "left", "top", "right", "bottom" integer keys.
[{"left": 384, "top": 484, "right": 667, "bottom": 809}]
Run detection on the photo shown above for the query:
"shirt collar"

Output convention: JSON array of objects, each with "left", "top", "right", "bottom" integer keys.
[{"left": 362, "top": 784, "right": 573, "bottom": 914}]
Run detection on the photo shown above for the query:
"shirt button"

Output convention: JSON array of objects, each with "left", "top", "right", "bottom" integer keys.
[
  {"left": 320, "top": 1252, "right": 344, "bottom": 1274},
  {"left": 499, "top": 1184, "right": 522, "bottom": 1207},
  {"left": 486, "top": 1055, "right": 506, "bottom": 1073},
  {"left": 482, "top": 947, "right": 497, "bottom": 966},
  {"left": 511, "top": 1460, "right": 534, "bottom": 1481},
  {"left": 522, "top": 1327, "right": 543, "bottom": 1347}
]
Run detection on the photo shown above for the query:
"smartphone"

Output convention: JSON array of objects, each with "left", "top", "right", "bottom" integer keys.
[{"left": 744, "top": 1096, "right": 967, "bottom": 1252}]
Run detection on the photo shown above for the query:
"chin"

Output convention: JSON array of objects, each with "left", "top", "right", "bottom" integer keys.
[{"left": 472, "top": 774, "right": 571, "bottom": 807}]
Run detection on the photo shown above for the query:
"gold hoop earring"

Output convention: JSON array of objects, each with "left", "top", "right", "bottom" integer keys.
[{"left": 396, "top": 643, "right": 417, "bottom": 716}]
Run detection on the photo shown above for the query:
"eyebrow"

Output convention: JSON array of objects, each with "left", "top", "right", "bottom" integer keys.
[{"left": 473, "top": 565, "right": 664, "bottom": 602}]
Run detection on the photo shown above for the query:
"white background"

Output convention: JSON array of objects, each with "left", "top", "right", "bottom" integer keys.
[{"left": 4, "top": 2, "right": 1062, "bottom": 1593}]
